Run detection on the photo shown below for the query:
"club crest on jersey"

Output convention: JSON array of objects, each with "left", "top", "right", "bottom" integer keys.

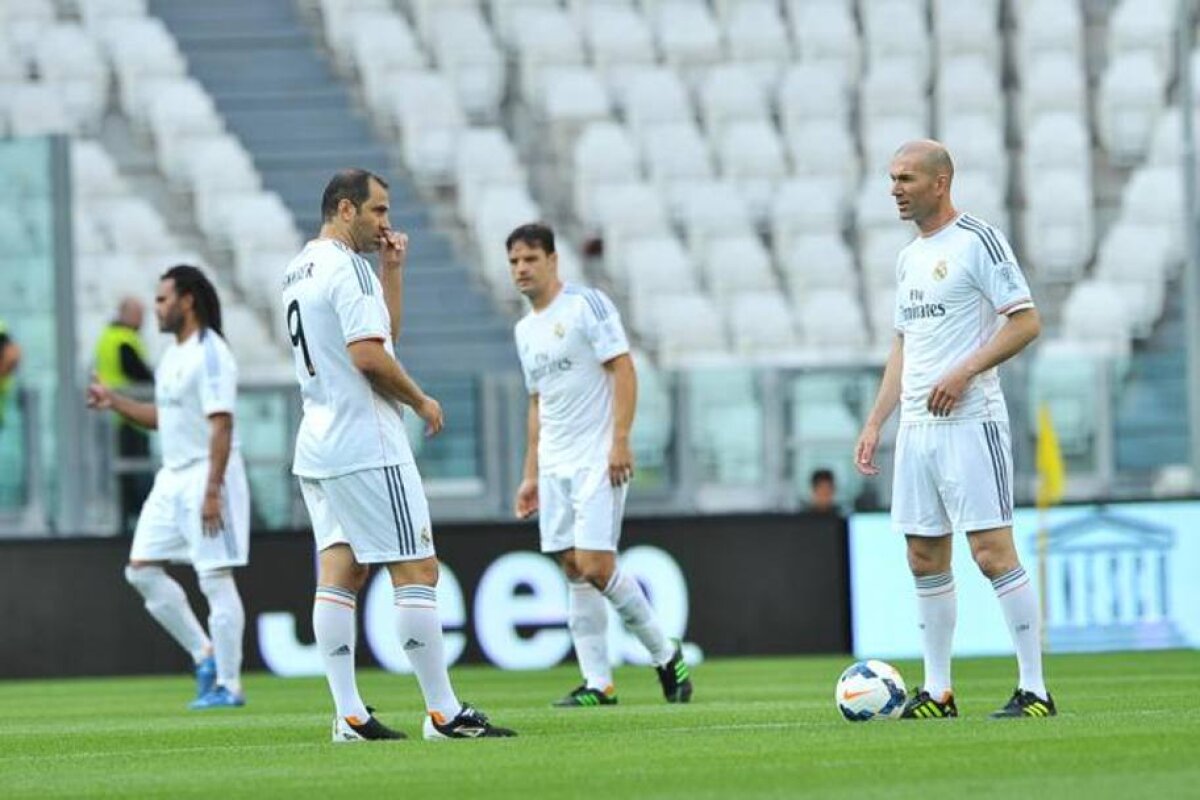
[
  {"left": 932, "top": 259, "right": 948, "bottom": 281},
  {"left": 553, "top": 322, "right": 566, "bottom": 338}
]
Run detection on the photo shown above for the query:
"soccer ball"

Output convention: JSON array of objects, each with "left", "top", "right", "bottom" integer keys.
[{"left": 835, "top": 660, "right": 907, "bottom": 722}]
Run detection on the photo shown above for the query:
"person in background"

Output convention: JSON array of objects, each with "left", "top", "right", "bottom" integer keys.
[
  {"left": 0, "top": 317, "right": 20, "bottom": 428},
  {"left": 94, "top": 297, "right": 154, "bottom": 532},
  {"left": 807, "top": 468, "right": 839, "bottom": 514}
]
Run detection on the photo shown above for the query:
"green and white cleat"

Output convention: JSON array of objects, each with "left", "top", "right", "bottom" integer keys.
[
  {"left": 655, "top": 643, "right": 693, "bottom": 703},
  {"left": 553, "top": 684, "right": 618, "bottom": 707}
]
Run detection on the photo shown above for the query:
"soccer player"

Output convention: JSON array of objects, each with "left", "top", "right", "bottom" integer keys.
[
  {"left": 509, "top": 222, "right": 693, "bottom": 708},
  {"left": 283, "top": 169, "right": 514, "bottom": 741},
  {"left": 86, "top": 265, "right": 249, "bottom": 710},
  {"left": 854, "top": 140, "right": 1055, "bottom": 719}
]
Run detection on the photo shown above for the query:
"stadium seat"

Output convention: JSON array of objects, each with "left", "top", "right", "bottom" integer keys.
[
  {"left": 511, "top": 7, "right": 586, "bottom": 106},
  {"left": 390, "top": 72, "right": 468, "bottom": 185},
  {"left": 71, "top": 139, "right": 129, "bottom": 202},
  {"left": 474, "top": 185, "right": 542, "bottom": 291},
  {"left": 654, "top": 293, "right": 729, "bottom": 364},
  {"left": 951, "top": 170, "right": 1010, "bottom": 238},
  {"left": 699, "top": 64, "right": 770, "bottom": 138},
  {"left": 488, "top": 0, "right": 562, "bottom": 45},
  {"left": 862, "top": 0, "right": 931, "bottom": 82},
  {"left": 1107, "top": 0, "right": 1174, "bottom": 79},
  {"left": 785, "top": 120, "right": 861, "bottom": 199},
  {"left": 783, "top": 233, "right": 857, "bottom": 300},
  {"left": 455, "top": 127, "right": 525, "bottom": 224},
  {"left": 319, "top": 0, "right": 392, "bottom": 61},
  {"left": 652, "top": 1, "right": 722, "bottom": 79},
  {"left": 723, "top": 0, "right": 792, "bottom": 90},
  {"left": 936, "top": 56, "right": 1005, "bottom": 136},
  {"left": 860, "top": 227, "right": 913, "bottom": 290},
  {"left": 639, "top": 121, "right": 716, "bottom": 221},
  {"left": 680, "top": 181, "right": 755, "bottom": 257},
  {"left": 1023, "top": 113, "right": 1090, "bottom": 188},
  {"left": 33, "top": 24, "right": 109, "bottom": 133},
  {"left": 7, "top": 83, "right": 73, "bottom": 136},
  {"left": 94, "top": 197, "right": 173, "bottom": 255},
  {"left": 1146, "top": 106, "right": 1187, "bottom": 167},
  {"left": 862, "top": 115, "right": 927, "bottom": 176},
  {"left": 933, "top": 0, "right": 1002, "bottom": 72},
  {"left": 582, "top": 3, "right": 656, "bottom": 97},
  {"left": 796, "top": 288, "right": 869, "bottom": 351},
  {"left": 771, "top": 176, "right": 850, "bottom": 261},
  {"left": 99, "top": 17, "right": 187, "bottom": 122},
  {"left": 940, "top": 116, "right": 1009, "bottom": 195},
  {"left": 1060, "top": 280, "right": 1134, "bottom": 358},
  {"left": 2, "top": 0, "right": 55, "bottom": 67},
  {"left": 627, "top": 240, "right": 701, "bottom": 335},
  {"left": 540, "top": 67, "right": 613, "bottom": 151},
  {"left": 1093, "top": 222, "right": 1171, "bottom": 336},
  {"left": 591, "top": 181, "right": 672, "bottom": 275},
  {"left": 1028, "top": 342, "right": 1102, "bottom": 457},
  {"left": 1121, "top": 166, "right": 1186, "bottom": 266},
  {"left": 1023, "top": 169, "right": 1094, "bottom": 283},
  {"left": 778, "top": 62, "right": 851, "bottom": 135},
  {"left": 717, "top": 121, "right": 788, "bottom": 225},
  {"left": 1016, "top": 0, "right": 1084, "bottom": 75},
  {"left": 787, "top": 2, "right": 860, "bottom": 84},
  {"left": 865, "top": 284, "right": 898, "bottom": 346},
  {"left": 77, "top": 0, "right": 147, "bottom": 31},
  {"left": 859, "top": 59, "right": 928, "bottom": 143},
  {"left": 350, "top": 12, "right": 427, "bottom": 120},
  {"left": 727, "top": 289, "right": 801, "bottom": 355},
  {"left": 1098, "top": 53, "right": 1167, "bottom": 167},
  {"left": 854, "top": 176, "right": 907, "bottom": 247},
  {"left": 702, "top": 234, "right": 777, "bottom": 303},
  {"left": 1020, "top": 53, "right": 1087, "bottom": 126},
  {"left": 622, "top": 68, "right": 694, "bottom": 134},
  {"left": 573, "top": 121, "right": 642, "bottom": 225},
  {"left": 428, "top": 7, "right": 505, "bottom": 121}
]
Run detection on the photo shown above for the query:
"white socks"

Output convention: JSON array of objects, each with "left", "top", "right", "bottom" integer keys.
[
  {"left": 914, "top": 572, "right": 957, "bottom": 699},
  {"left": 313, "top": 586, "right": 370, "bottom": 723},
  {"left": 602, "top": 569, "right": 674, "bottom": 666},
  {"left": 992, "top": 566, "right": 1048, "bottom": 700},
  {"left": 568, "top": 578, "right": 612, "bottom": 690},
  {"left": 394, "top": 585, "right": 461, "bottom": 721},
  {"left": 124, "top": 565, "right": 211, "bottom": 664},
  {"left": 198, "top": 570, "right": 245, "bottom": 695}
]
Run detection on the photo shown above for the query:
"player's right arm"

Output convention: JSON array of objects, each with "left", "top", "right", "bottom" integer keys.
[
  {"left": 346, "top": 339, "right": 443, "bottom": 435},
  {"left": 854, "top": 333, "right": 903, "bottom": 476},
  {"left": 85, "top": 377, "right": 158, "bottom": 429},
  {"left": 514, "top": 394, "right": 540, "bottom": 519}
]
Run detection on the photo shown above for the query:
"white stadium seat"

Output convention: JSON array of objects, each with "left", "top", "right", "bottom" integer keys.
[
  {"left": 728, "top": 289, "right": 801, "bottom": 355},
  {"left": 1094, "top": 222, "right": 1171, "bottom": 336},
  {"left": 1023, "top": 113, "right": 1090, "bottom": 188},
  {"left": 702, "top": 234, "right": 777, "bottom": 302},
  {"left": 1060, "top": 280, "right": 1134, "bottom": 358},
  {"left": 862, "top": 115, "right": 927, "bottom": 176},
  {"left": 573, "top": 122, "right": 642, "bottom": 224},
  {"left": 771, "top": 176, "right": 851, "bottom": 260},
  {"left": 717, "top": 121, "right": 788, "bottom": 224},
  {"left": 1108, "top": 0, "right": 1174, "bottom": 79},
  {"left": 796, "top": 288, "right": 868, "bottom": 351},
  {"left": 582, "top": 4, "right": 656, "bottom": 96},
  {"left": 778, "top": 62, "right": 851, "bottom": 134},
  {"left": 859, "top": 59, "right": 928, "bottom": 138},
  {"left": 788, "top": 2, "right": 860, "bottom": 84},
  {"left": 724, "top": 0, "right": 792, "bottom": 90},
  {"left": 933, "top": 0, "right": 1002, "bottom": 72},
  {"left": 783, "top": 233, "right": 857, "bottom": 299},
  {"left": 639, "top": 122, "right": 716, "bottom": 221},
  {"left": 786, "top": 120, "right": 861, "bottom": 199},
  {"left": 7, "top": 83, "right": 73, "bottom": 136},
  {"left": 429, "top": 7, "right": 505, "bottom": 121},
  {"left": 1098, "top": 53, "right": 1167, "bottom": 167},
  {"left": 512, "top": 7, "right": 586, "bottom": 105},
  {"left": 622, "top": 68, "right": 694, "bottom": 133},
  {"left": 1121, "top": 166, "right": 1186, "bottom": 267},
  {"left": 455, "top": 127, "right": 525, "bottom": 224},
  {"left": 1023, "top": 169, "right": 1094, "bottom": 283},
  {"left": 654, "top": 292, "right": 729, "bottom": 364},
  {"left": 681, "top": 181, "right": 755, "bottom": 256},
  {"left": 33, "top": 24, "right": 110, "bottom": 132},
  {"left": 652, "top": 1, "right": 722, "bottom": 79},
  {"left": 936, "top": 56, "right": 1005, "bottom": 136},
  {"left": 1020, "top": 53, "right": 1087, "bottom": 126},
  {"left": 1016, "top": 0, "right": 1084, "bottom": 76},
  {"left": 941, "top": 116, "right": 1009, "bottom": 196},
  {"left": 862, "top": 0, "right": 931, "bottom": 82},
  {"left": 699, "top": 64, "right": 770, "bottom": 137}
]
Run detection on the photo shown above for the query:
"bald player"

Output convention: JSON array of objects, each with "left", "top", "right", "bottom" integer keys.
[{"left": 853, "top": 140, "right": 1056, "bottom": 719}]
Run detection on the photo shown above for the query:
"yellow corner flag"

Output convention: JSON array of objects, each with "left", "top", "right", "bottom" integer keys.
[{"left": 1036, "top": 403, "right": 1066, "bottom": 509}]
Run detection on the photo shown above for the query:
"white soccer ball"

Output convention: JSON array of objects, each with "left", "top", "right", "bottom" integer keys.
[{"left": 835, "top": 659, "right": 907, "bottom": 722}]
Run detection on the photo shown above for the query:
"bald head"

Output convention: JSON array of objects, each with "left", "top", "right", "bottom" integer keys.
[
  {"left": 894, "top": 139, "right": 954, "bottom": 183},
  {"left": 889, "top": 140, "right": 958, "bottom": 232},
  {"left": 117, "top": 296, "right": 144, "bottom": 329}
]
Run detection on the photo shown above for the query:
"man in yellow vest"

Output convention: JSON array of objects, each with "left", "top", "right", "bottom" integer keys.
[
  {"left": 0, "top": 317, "right": 20, "bottom": 427},
  {"left": 94, "top": 297, "right": 154, "bottom": 532}
]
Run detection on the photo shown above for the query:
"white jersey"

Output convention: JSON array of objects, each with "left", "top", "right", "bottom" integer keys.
[
  {"left": 282, "top": 238, "right": 414, "bottom": 479},
  {"left": 515, "top": 284, "right": 630, "bottom": 473},
  {"left": 154, "top": 330, "right": 239, "bottom": 469},
  {"left": 894, "top": 213, "right": 1034, "bottom": 424}
]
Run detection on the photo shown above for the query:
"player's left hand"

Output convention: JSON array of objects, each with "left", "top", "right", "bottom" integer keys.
[
  {"left": 379, "top": 228, "right": 408, "bottom": 270},
  {"left": 201, "top": 492, "right": 224, "bottom": 537},
  {"left": 608, "top": 439, "right": 634, "bottom": 487},
  {"left": 927, "top": 367, "right": 972, "bottom": 417}
]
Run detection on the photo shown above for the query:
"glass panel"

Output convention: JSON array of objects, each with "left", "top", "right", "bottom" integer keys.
[
  {"left": 788, "top": 370, "right": 875, "bottom": 510},
  {"left": 0, "top": 138, "right": 57, "bottom": 526},
  {"left": 686, "top": 368, "right": 763, "bottom": 485},
  {"left": 403, "top": 375, "right": 482, "bottom": 481}
]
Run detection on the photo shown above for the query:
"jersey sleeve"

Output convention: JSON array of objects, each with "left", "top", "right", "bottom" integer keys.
[
  {"left": 581, "top": 289, "right": 630, "bottom": 363},
  {"left": 200, "top": 335, "right": 237, "bottom": 416},
  {"left": 968, "top": 226, "right": 1035, "bottom": 316},
  {"left": 328, "top": 255, "right": 390, "bottom": 344}
]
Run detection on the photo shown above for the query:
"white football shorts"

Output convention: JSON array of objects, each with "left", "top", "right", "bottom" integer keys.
[
  {"left": 130, "top": 453, "right": 250, "bottom": 571},
  {"left": 891, "top": 420, "right": 1014, "bottom": 537},
  {"left": 299, "top": 463, "right": 435, "bottom": 564},
  {"left": 538, "top": 462, "right": 628, "bottom": 553}
]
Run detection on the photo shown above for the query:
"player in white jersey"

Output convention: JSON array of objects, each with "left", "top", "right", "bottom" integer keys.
[
  {"left": 86, "top": 265, "right": 249, "bottom": 710},
  {"left": 854, "top": 141, "right": 1056, "bottom": 719},
  {"left": 283, "top": 169, "right": 514, "bottom": 741},
  {"left": 509, "top": 223, "right": 693, "bottom": 707}
]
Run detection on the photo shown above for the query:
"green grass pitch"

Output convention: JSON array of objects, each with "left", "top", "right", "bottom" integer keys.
[{"left": 1, "top": 650, "right": 1197, "bottom": 799}]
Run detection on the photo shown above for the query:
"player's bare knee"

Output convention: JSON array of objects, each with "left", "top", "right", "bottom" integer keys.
[
  {"left": 905, "top": 541, "right": 949, "bottom": 576},
  {"left": 386, "top": 556, "right": 439, "bottom": 587},
  {"left": 578, "top": 559, "right": 614, "bottom": 589},
  {"left": 559, "top": 550, "right": 582, "bottom": 581},
  {"left": 971, "top": 545, "right": 1017, "bottom": 580}
]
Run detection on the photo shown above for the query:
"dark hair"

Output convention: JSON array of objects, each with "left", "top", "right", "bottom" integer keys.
[
  {"left": 161, "top": 264, "right": 222, "bottom": 338},
  {"left": 321, "top": 169, "right": 388, "bottom": 221},
  {"left": 810, "top": 468, "right": 835, "bottom": 488},
  {"left": 505, "top": 222, "right": 556, "bottom": 255}
]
